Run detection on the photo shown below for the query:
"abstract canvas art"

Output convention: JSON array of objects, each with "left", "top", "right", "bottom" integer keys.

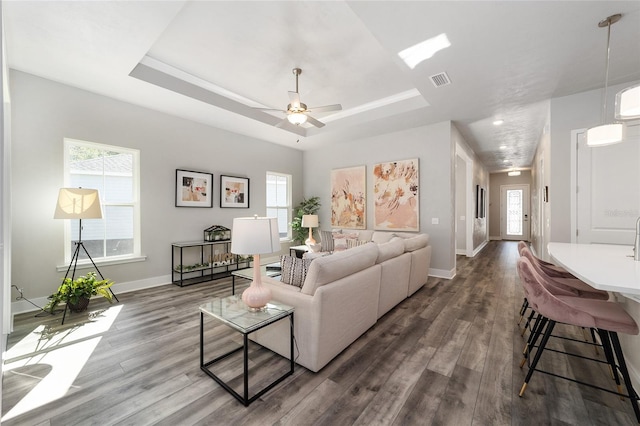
[
  {"left": 331, "top": 166, "right": 366, "bottom": 229},
  {"left": 373, "top": 158, "right": 419, "bottom": 231}
]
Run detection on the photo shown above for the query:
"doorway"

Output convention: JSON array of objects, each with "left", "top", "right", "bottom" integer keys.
[{"left": 500, "top": 184, "right": 530, "bottom": 241}]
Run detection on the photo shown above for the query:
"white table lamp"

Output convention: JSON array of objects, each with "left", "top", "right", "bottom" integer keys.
[
  {"left": 301, "top": 214, "right": 318, "bottom": 246},
  {"left": 231, "top": 216, "right": 281, "bottom": 310}
]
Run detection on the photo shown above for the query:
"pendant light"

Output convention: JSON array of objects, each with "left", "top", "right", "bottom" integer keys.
[
  {"left": 615, "top": 83, "right": 640, "bottom": 120},
  {"left": 586, "top": 14, "right": 624, "bottom": 147}
]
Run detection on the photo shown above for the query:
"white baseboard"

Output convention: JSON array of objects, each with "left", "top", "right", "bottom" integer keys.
[
  {"left": 429, "top": 268, "right": 455, "bottom": 280},
  {"left": 455, "top": 249, "right": 467, "bottom": 255},
  {"left": 473, "top": 240, "right": 488, "bottom": 257},
  {"left": 489, "top": 235, "right": 501, "bottom": 241},
  {"left": 11, "top": 274, "right": 172, "bottom": 316}
]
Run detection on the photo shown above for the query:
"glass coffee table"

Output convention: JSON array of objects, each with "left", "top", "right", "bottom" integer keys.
[
  {"left": 230, "top": 263, "right": 281, "bottom": 294},
  {"left": 199, "top": 296, "right": 294, "bottom": 406}
]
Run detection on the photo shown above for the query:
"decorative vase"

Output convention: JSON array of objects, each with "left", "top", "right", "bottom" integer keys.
[{"left": 67, "top": 296, "right": 90, "bottom": 313}]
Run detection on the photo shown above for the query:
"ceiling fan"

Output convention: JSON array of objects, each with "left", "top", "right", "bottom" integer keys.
[{"left": 261, "top": 68, "right": 342, "bottom": 128}]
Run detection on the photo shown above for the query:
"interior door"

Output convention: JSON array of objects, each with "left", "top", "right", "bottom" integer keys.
[
  {"left": 500, "top": 184, "right": 530, "bottom": 241},
  {"left": 576, "top": 124, "right": 640, "bottom": 244}
]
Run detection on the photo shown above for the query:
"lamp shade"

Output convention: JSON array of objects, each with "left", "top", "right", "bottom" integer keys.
[
  {"left": 53, "top": 188, "right": 103, "bottom": 219},
  {"left": 231, "top": 217, "right": 281, "bottom": 255},
  {"left": 301, "top": 214, "right": 319, "bottom": 228},
  {"left": 586, "top": 123, "right": 624, "bottom": 147},
  {"left": 615, "top": 84, "right": 640, "bottom": 120},
  {"left": 287, "top": 112, "right": 307, "bottom": 125}
]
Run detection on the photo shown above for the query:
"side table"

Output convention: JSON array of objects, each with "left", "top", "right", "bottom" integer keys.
[
  {"left": 199, "top": 296, "right": 294, "bottom": 406},
  {"left": 289, "top": 244, "right": 310, "bottom": 258}
]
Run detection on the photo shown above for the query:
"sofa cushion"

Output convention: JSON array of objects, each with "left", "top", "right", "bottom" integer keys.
[
  {"left": 372, "top": 232, "right": 396, "bottom": 244},
  {"left": 320, "top": 229, "right": 336, "bottom": 252},
  {"left": 376, "top": 237, "right": 406, "bottom": 264},
  {"left": 402, "top": 234, "right": 429, "bottom": 252},
  {"left": 301, "top": 243, "right": 379, "bottom": 295},
  {"left": 280, "top": 255, "right": 313, "bottom": 288}
]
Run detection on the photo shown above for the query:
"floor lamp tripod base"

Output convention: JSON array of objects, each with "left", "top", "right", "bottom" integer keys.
[{"left": 60, "top": 241, "right": 119, "bottom": 325}]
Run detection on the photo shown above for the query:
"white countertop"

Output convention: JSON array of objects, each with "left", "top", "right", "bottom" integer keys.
[{"left": 547, "top": 242, "right": 640, "bottom": 298}]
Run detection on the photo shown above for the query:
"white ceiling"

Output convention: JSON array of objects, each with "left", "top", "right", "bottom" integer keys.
[{"left": 4, "top": 1, "right": 640, "bottom": 172}]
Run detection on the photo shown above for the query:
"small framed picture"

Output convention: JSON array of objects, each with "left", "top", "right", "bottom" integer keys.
[
  {"left": 175, "top": 169, "right": 213, "bottom": 208},
  {"left": 220, "top": 175, "right": 249, "bottom": 208}
]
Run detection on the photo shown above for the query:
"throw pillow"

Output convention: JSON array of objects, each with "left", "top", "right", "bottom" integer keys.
[
  {"left": 280, "top": 255, "right": 313, "bottom": 288},
  {"left": 333, "top": 232, "right": 348, "bottom": 251},
  {"left": 320, "top": 229, "right": 337, "bottom": 252},
  {"left": 347, "top": 239, "right": 369, "bottom": 249}
]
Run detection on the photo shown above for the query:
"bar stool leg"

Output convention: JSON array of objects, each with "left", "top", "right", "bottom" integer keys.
[
  {"left": 598, "top": 329, "right": 623, "bottom": 397},
  {"left": 521, "top": 315, "right": 547, "bottom": 368},
  {"left": 520, "top": 320, "right": 556, "bottom": 396},
  {"left": 609, "top": 332, "right": 640, "bottom": 423}
]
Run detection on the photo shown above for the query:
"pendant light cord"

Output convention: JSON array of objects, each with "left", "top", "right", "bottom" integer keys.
[{"left": 602, "top": 19, "right": 612, "bottom": 124}]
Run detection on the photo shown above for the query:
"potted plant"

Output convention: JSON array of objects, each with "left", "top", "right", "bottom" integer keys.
[
  {"left": 291, "top": 196, "right": 321, "bottom": 244},
  {"left": 44, "top": 271, "right": 114, "bottom": 313}
]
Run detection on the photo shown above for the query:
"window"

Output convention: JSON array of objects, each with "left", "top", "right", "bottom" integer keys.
[
  {"left": 64, "top": 138, "right": 140, "bottom": 263},
  {"left": 266, "top": 171, "right": 291, "bottom": 240}
]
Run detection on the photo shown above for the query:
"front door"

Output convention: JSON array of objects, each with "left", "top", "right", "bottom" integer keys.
[{"left": 501, "top": 184, "right": 530, "bottom": 241}]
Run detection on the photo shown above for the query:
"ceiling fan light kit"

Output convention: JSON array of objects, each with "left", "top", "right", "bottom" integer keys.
[
  {"left": 587, "top": 13, "right": 624, "bottom": 148},
  {"left": 287, "top": 112, "right": 308, "bottom": 125},
  {"left": 263, "top": 68, "right": 342, "bottom": 129}
]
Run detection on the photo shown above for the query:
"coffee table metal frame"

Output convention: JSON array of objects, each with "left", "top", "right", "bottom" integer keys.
[{"left": 199, "top": 296, "right": 294, "bottom": 406}]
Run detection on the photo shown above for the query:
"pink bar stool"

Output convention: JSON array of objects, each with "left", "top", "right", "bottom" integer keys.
[{"left": 516, "top": 256, "right": 640, "bottom": 423}]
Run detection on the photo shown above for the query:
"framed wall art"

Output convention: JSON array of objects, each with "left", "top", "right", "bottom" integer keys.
[
  {"left": 220, "top": 175, "right": 249, "bottom": 208},
  {"left": 475, "top": 185, "right": 480, "bottom": 218},
  {"left": 330, "top": 166, "right": 366, "bottom": 229},
  {"left": 175, "top": 169, "right": 213, "bottom": 208},
  {"left": 373, "top": 158, "right": 419, "bottom": 231}
]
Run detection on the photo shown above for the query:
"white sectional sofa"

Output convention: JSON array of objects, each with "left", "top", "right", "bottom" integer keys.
[{"left": 252, "top": 231, "right": 431, "bottom": 372}]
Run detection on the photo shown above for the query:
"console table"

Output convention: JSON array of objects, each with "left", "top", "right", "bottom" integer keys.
[
  {"left": 171, "top": 241, "right": 250, "bottom": 287},
  {"left": 199, "top": 296, "right": 294, "bottom": 406}
]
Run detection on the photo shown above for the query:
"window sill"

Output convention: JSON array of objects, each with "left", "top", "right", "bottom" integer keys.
[{"left": 56, "top": 255, "right": 147, "bottom": 272}]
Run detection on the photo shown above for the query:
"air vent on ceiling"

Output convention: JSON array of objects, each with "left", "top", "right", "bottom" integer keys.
[{"left": 430, "top": 72, "right": 451, "bottom": 88}]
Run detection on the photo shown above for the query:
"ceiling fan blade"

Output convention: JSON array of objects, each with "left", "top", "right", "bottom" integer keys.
[
  {"left": 275, "top": 118, "right": 290, "bottom": 128},
  {"left": 255, "top": 107, "right": 287, "bottom": 113},
  {"left": 308, "top": 104, "right": 342, "bottom": 113},
  {"left": 305, "top": 115, "right": 325, "bottom": 128},
  {"left": 288, "top": 91, "right": 301, "bottom": 109}
]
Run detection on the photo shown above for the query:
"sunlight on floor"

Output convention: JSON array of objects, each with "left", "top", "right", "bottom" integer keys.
[{"left": 2, "top": 304, "right": 123, "bottom": 422}]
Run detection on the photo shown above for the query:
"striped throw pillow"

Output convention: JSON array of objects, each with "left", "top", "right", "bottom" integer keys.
[
  {"left": 280, "top": 255, "right": 312, "bottom": 288},
  {"left": 320, "top": 230, "right": 337, "bottom": 252}
]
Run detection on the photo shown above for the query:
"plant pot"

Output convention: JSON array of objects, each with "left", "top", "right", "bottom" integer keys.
[{"left": 67, "top": 296, "right": 90, "bottom": 313}]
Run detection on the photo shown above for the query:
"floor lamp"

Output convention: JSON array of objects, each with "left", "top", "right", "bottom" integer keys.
[{"left": 54, "top": 188, "right": 119, "bottom": 322}]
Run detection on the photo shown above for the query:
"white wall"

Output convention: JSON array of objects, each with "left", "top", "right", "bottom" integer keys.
[
  {"left": 530, "top": 109, "right": 550, "bottom": 259},
  {"left": 303, "top": 121, "right": 457, "bottom": 278},
  {"left": 10, "top": 71, "right": 303, "bottom": 307}
]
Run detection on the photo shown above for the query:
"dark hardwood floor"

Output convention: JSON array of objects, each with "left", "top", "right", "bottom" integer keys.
[{"left": 2, "top": 241, "right": 637, "bottom": 425}]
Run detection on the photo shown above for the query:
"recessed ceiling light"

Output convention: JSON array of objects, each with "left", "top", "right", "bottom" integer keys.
[
  {"left": 398, "top": 33, "right": 451, "bottom": 69},
  {"left": 499, "top": 145, "right": 507, "bottom": 150},
  {"left": 493, "top": 119, "right": 504, "bottom": 126},
  {"left": 503, "top": 159, "right": 510, "bottom": 163}
]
